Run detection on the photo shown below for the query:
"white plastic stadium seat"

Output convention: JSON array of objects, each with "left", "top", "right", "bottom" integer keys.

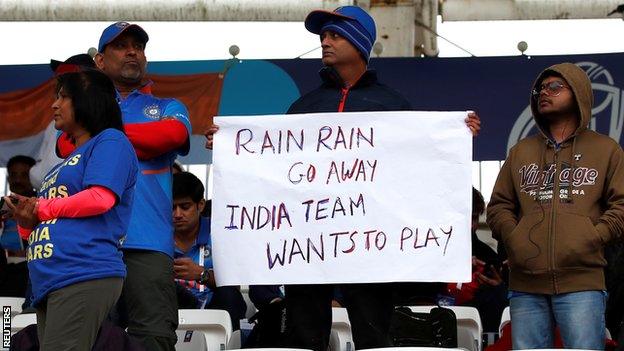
[
  {"left": 498, "top": 306, "right": 510, "bottom": 336},
  {"left": 240, "top": 286, "right": 258, "bottom": 319},
  {"left": 330, "top": 307, "right": 354, "bottom": 351},
  {"left": 11, "top": 312, "right": 36, "bottom": 335},
  {"left": 176, "top": 329, "right": 208, "bottom": 351},
  {"left": 408, "top": 305, "right": 483, "bottom": 351},
  {"left": 0, "top": 297, "right": 25, "bottom": 317},
  {"left": 448, "top": 306, "right": 482, "bottom": 351},
  {"left": 176, "top": 309, "right": 238, "bottom": 351}
]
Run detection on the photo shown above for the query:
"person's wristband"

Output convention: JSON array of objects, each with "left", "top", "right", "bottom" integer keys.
[{"left": 197, "top": 268, "right": 212, "bottom": 285}]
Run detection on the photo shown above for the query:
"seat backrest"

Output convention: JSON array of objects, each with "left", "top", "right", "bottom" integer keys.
[
  {"left": 175, "top": 329, "right": 208, "bottom": 351},
  {"left": 240, "top": 289, "right": 257, "bottom": 319},
  {"left": 0, "top": 297, "right": 25, "bottom": 317},
  {"left": 457, "top": 327, "right": 476, "bottom": 351},
  {"left": 498, "top": 306, "right": 510, "bottom": 336},
  {"left": 446, "top": 306, "right": 482, "bottom": 351},
  {"left": 407, "top": 305, "right": 482, "bottom": 351},
  {"left": 11, "top": 313, "right": 36, "bottom": 335},
  {"left": 330, "top": 308, "right": 353, "bottom": 351},
  {"left": 177, "top": 309, "right": 232, "bottom": 351}
]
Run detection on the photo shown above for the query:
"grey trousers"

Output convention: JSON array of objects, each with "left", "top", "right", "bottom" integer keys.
[{"left": 36, "top": 277, "right": 123, "bottom": 351}]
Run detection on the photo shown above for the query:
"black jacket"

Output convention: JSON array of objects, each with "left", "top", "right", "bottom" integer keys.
[{"left": 287, "top": 67, "right": 411, "bottom": 114}]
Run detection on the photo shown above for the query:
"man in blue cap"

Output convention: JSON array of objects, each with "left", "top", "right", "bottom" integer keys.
[
  {"left": 275, "top": 7, "right": 411, "bottom": 351},
  {"left": 282, "top": 6, "right": 481, "bottom": 351},
  {"left": 57, "top": 21, "right": 192, "bottom": 351},
  {"left": 205, "top": 6, "right": 480, "bottom": 350}
]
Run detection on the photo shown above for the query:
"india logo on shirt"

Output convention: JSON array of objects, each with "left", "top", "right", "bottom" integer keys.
[{"left": 143, "top": 104, "right": 161, "bottom": 119}]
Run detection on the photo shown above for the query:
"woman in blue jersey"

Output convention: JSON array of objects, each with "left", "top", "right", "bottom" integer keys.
[{"left": 5, "top": 69, "right": 138, "bottom": 351}]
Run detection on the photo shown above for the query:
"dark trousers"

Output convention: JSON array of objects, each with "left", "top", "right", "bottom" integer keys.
[
  {"left": 283, "top": 283, "right": 394, "bottom": 351},
  {"left": 115, "top": 250, "right": 178, "bottom": 351}
]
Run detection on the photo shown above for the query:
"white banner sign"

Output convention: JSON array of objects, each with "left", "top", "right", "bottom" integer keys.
[{"left": 212, "top": 111, "right": 472, "bottom": 286}]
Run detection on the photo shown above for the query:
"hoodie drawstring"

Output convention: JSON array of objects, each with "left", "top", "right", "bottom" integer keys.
[
  {"left": 535, "top": 139, "right": 548, "bottom": 201},
  {"left": 566, "top": 137, "right": 578, "bottom": 204}
]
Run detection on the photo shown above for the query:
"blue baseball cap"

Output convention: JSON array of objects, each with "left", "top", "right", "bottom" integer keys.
[
  {"left": 304, "top": 6, "right": 376, "bottom": 61},
  {"left": 98, "top": 21, "right": 149, "bottom": 53}
]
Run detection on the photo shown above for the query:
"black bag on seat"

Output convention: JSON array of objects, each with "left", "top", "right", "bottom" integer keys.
[
  {"left": 389, "top": 306, "right": 458, "bottom": 348},
  {"left": 244, "top": 299, "right": 286, "bottom": 348}
]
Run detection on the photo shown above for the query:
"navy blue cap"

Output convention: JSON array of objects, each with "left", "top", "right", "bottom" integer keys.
[
  {"left": 98, "top": 22, "right": 149, "bottom": 53},
  {"left": 305, "top": 6, "right": 376, "bottom": 61}
]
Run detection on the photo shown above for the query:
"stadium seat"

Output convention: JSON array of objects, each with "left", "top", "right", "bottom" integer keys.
[
  {"left": 240, "top": 286, "right": 258, "bottom": 319},
  {"left": 330, "top": 307, "right": 354, "bottom": 351},
  {"left": 498, "top": 306, "right": 510, "bottom": 336},
  {"left": 11, "top": 312, "right": 36, "bottom": 335},
  {"left": 0, "top": 297, "right": 25, "bottom": 317},
  {"left": 176, "top": 329, "right": 208, "bottom": 351},
  {"left": 408, "top": 305, "right": 483, "bottom": 351},
  {"left": 176, "top": 309, "right": 239, "bottom": 351}
]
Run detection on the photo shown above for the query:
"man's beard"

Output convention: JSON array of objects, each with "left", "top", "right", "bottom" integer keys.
[{"left": 120, "top": 66, "right": 143, "bottom": 82}]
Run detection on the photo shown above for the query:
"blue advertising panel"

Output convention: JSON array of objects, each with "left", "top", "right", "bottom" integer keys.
[{"left": 2, "top": 53, "right": 623, "bottom": 162}]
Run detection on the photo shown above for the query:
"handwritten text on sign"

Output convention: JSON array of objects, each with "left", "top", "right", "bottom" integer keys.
[{"left": 212, "top": 111, "right": 472, "bottom": 286}]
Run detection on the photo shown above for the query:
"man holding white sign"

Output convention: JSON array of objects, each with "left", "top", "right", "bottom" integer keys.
[{"left": 205, "top": 5, "right": 480, "bottom": 351}]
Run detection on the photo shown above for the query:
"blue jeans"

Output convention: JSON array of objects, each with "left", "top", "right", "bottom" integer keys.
[{"left": 510, "top": 290, "right": 606, "bottom": 350}]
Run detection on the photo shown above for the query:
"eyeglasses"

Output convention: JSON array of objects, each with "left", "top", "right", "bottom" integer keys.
[{"left": 531, "top": 81, "right": 570, "bottom": 98}]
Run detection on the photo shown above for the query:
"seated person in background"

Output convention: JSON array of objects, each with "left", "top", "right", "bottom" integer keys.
[
  {"left": 445, "top": 187, "right": 508, "bottom": 332},
  {"left": 0, "top": 155, "right": 36, "bottom": 298},
  {"left": 172, "top": 172, "right": 246, "bottom": 329}
]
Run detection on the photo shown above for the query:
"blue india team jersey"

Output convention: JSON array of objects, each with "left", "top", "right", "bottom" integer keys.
[
  {"left": 29, "top": 129, "right": 138, "bottom": 305},
  {"left": 174, "top": 217, "right": 213, "bottom": 307},
  {"left": 117, "top": 87, "right": 191, "bottom": 257}
]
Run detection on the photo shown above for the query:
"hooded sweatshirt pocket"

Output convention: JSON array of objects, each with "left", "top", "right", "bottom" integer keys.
[
  {"left": 502, "top": 213, "right": 548, "bottom": 272},
  {"left": 554, "top": 213, "right": 606, "bottom": 269}
]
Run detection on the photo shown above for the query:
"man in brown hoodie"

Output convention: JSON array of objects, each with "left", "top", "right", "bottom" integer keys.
[{"left": 487, "top": 62, "right": 624, "bottom": 350}]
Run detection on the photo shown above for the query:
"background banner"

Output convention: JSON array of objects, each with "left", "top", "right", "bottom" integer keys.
[{"left": 2, "top": 53, "right": 623, "bottom": 165}]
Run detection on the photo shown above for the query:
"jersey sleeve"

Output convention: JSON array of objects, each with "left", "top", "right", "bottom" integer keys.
[
  {"left": 124, "top": 120, "right": 188, "bottom": 160},
  {"left": 163, "top": 99, "right": 192, "bottom": 156}
]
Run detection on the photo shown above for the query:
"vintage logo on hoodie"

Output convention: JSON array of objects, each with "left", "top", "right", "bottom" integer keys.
[{"left": 519, "top": 162, "right": 598, "bottom": 201}]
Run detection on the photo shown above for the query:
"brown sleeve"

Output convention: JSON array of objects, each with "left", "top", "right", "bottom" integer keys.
[
  {"left": 486, "top": 151, "right": 519, "bottom": 240},
  {"left": 595, "top": 144, "right": 624, "bottom": 243}
]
